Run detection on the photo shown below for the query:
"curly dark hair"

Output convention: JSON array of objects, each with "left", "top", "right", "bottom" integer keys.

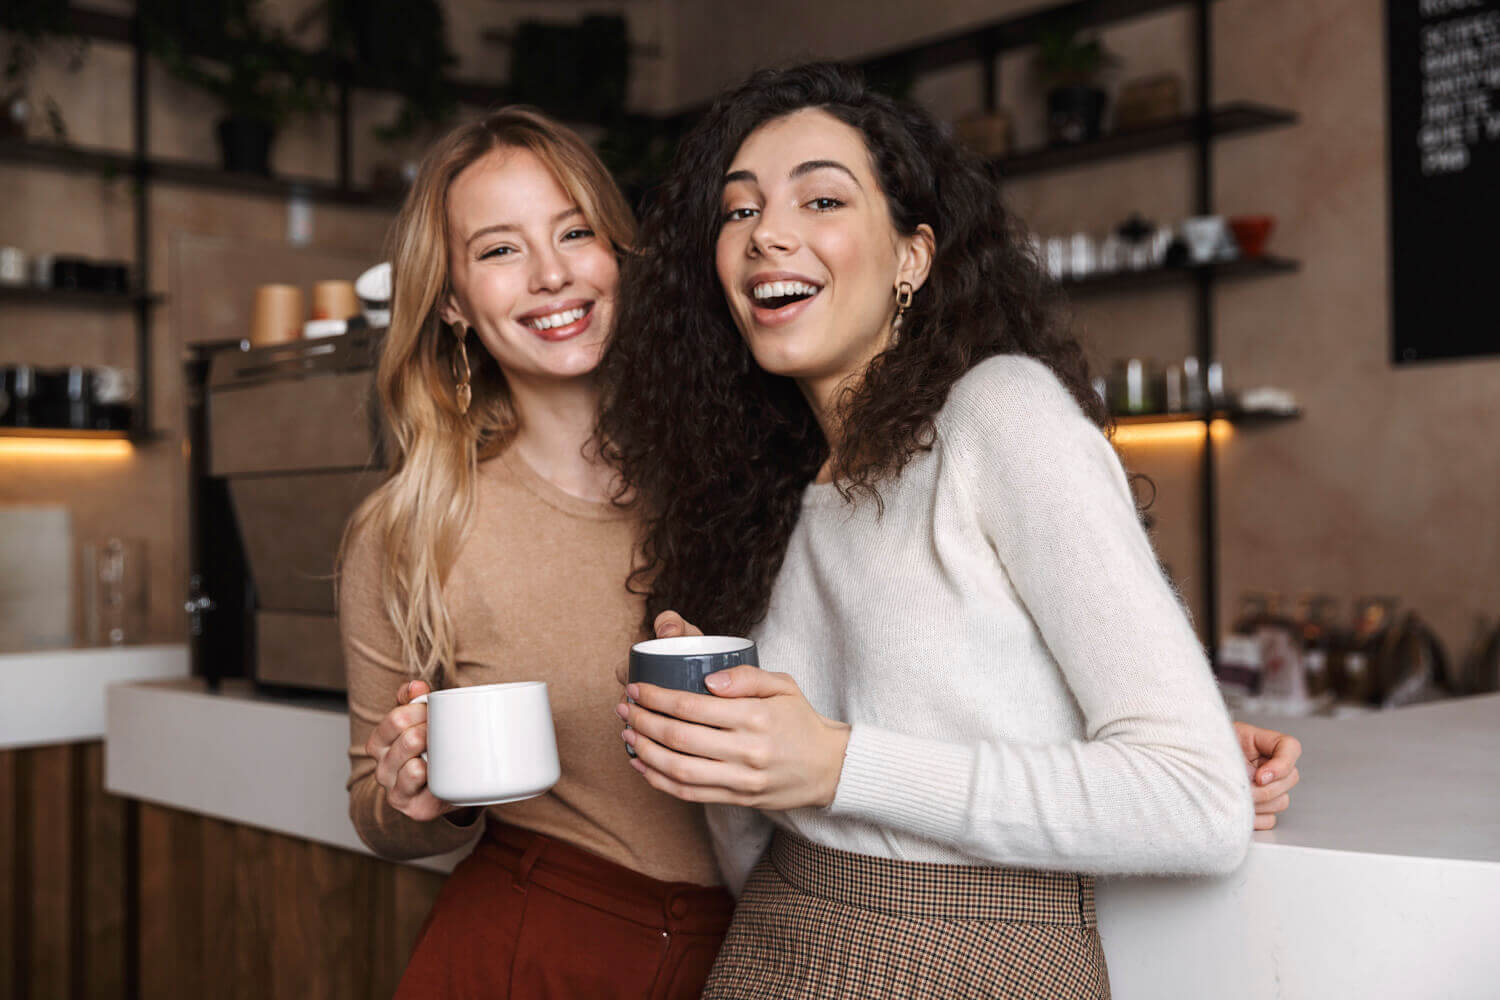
[{"left": 596, "top": 62, "right": 1108, "bottom": 635}]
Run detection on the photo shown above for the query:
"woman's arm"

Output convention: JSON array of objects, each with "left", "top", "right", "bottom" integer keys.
[
  {"left": 623, "top": 358, "right": 1256, "bottom": 876},
  {"left": 342, "top": 524, "right": 482, "bottom": 861},
  {"left": 816, "top": 357, "right": 1253, "bottom": 873}
]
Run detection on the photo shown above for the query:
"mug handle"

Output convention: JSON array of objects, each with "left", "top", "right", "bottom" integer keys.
[{"left": 410, "top": 692, "right": 429, "bottom": 763}]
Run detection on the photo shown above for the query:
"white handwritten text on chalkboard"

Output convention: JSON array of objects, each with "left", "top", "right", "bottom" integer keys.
[{"left": 1419, "top": 5, "right": 1500, "bottom": 174}]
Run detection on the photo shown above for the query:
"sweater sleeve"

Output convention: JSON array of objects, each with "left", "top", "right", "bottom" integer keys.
[
  {"left": 827, "top": 356, "right": 1252, "bottom": 875},
  {"left": 341, "top": 518, "right": 483, "bottom": 861},
  {"left": 703, "top": 804, "right": 776, "bottom": 897}
]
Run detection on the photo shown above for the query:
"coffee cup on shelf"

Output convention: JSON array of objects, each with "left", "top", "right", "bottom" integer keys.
[
  {"left": 311, "top": 279, "right": 360, "bottom": 320},
  {"left": 1180, "top": 216, "right": 1230, "bottom": 265},
  {"left": 249, "top": 284, "right": 304, "bottom": 347}
]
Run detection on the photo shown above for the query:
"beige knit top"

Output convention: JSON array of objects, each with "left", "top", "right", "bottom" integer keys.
[{"left": 341, "top": 445, "right": 721, "bottom": 886}]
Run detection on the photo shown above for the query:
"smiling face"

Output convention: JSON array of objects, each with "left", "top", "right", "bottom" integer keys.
[
  {"left": 441, "top": 146, "right": 618, "bottom": 390},
  {"left": 715, "top": 108, "right": 931, "bottom": 407}
]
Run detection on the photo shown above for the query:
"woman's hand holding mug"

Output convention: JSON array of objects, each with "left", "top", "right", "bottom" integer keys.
[
  {"left": 618, "top": 611, "right": 851, "bottom": 811},
  {"left": 367, "top": 679, "right": 457, "bottom": 822}
]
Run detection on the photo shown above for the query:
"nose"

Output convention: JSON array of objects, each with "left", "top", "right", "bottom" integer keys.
[
  {"left": 529, "top": 244, "right": 570, "bottom": 293},
  {"left": 749, "top": 204, "right": 799, "bottom": 258}
]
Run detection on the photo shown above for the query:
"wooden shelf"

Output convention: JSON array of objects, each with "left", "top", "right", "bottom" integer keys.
[
  {"left": 0, "top": 286, "right": 163, "bottom": 308},
  {"left": 1063, "top": 255, "right": 1300, "bottom": 297},
  {"left": 0, "top": 427, "right": 133, "bottom": 440},
  {"left": 1114, "top": 408, "right": 1301, "bottom": 427},
  {"left": 0, "top": 138, "right": 401, "bottom": 209},
  {"left": 860, "top": 0, "right": 1218, "bottom": 78},
  {"left": 997, "top": 103, "right": 1297, "bottom": 179}
]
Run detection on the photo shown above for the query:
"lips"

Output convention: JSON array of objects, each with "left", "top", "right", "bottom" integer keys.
[
  {"left": 744, "top": 272, "right": 824, "bottom": 328},
  {"left": 518, "top": 300, "right": 595, "bottom": 342}
]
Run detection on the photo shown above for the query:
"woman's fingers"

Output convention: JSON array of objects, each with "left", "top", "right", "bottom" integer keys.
[
  {"left": 392, "top": 754, "right": 429, "bottom": 802},
  {"left": 375, "top": 722, "right": 428, "bottom": 790},
  {"left": 369, "top": 702, "right": 427, "bottom": 758},
  {"left": 626, "top": 683, "right": 758, "bottom": 729},
  {"left": 625, "top": 706, "right": 742, "bottom": 765},
  {"left": 654, "top": 610, "right": 704, "bottom": 638},
  {"left": 627, "top": 726, "right": 736, "bottom": 786},
  {"left": 629, "top": 757, "right": 737, "bottom": 805},
  {"left": 1252, "top": 767, "right": 1299, "bottom": 807}
]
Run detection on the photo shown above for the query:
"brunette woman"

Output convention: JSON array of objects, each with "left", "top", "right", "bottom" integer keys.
[{"left": 601, "top": 64, "right": 1299, "bottom": 999}]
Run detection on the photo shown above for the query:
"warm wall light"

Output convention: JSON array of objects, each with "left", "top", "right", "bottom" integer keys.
[
  {"left": 1112, "top": 418, "right": 1234, "bottom": 447},
  {"left": 0, "top": 437, "right": 135, "bottom": 460}
]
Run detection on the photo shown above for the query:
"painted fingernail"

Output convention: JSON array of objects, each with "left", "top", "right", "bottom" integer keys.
[
  {"left": 630, "top": 758, "right": 647, "bottom": 774},
  {"left": 705, "top": 672, "right": 728, "bottom": 692},
  {"left": 626, "top": 683, "right": 640, "bottom": 701},
  {"left": 622, "top": 728, "right": 636, "bottom": 746},
  {"left": 615, "top": 702, "right": 629, "bottom": 721},
  {"left": 1259, "top": 770, "right": 1274, "bottom": 784}
]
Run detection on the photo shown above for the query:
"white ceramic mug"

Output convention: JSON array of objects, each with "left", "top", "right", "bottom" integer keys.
[
  {"left": 1180, "top": 216, "right": 1230, "bottom": 265},
  {"left": 411, "top": 681, "right": 561, "bottom": 807}
]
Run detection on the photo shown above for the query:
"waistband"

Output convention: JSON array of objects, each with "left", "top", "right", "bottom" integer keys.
[
  {"left": 475, "top": 822, "right": 734, "bottom": 936},
  {"left": 770, "top": 832, "right": 1096, "bottom": 927}
]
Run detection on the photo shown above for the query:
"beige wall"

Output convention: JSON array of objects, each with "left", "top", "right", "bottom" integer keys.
[
  {"left": 663, "top": 0, "right": 1500, "bottom": 655},
  {"left": 5, "top": 0, "right": 1497, "bottom": 657}
]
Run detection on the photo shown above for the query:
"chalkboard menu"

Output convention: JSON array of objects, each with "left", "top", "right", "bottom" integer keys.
[{"left": 1387, "top": 0, "right": 1500, "bottom": 364}]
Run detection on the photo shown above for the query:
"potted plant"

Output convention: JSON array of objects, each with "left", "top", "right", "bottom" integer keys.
[
  {"left": 314, "top": 0, "right": 457, "bottom": 144},
  {"left": 1034, "top": 23, "right": 1117, "bottom": 145},
  {"left": 140, "top": 0, "right": 325, "bottom": 175},
  {"left": 2, "top": 0, "right": 87, "bottom": 141},
  {"left": 509, "top": 15, "right": 630, "bottom": 126}
]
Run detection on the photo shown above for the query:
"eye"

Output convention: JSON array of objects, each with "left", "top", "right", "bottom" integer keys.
[
  {"left": 807, "top": 197, "right": 844, "bottom": 211},
  {"left": 562, "top": 227, "right": 595, "bottom": 241},
  {"left": 479, "top": 245, "right": 515, "bottom": 260},
  {"left": 722, "top": 206, "right": 759, "bottom": 223}
]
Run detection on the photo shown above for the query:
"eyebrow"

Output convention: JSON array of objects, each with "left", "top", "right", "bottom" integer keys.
[
  {"left": 466, "top": 207, "right": 583, "bottom": 245},
  {"left": 723, "top": 160, "right": 863, "bottom": 188}
]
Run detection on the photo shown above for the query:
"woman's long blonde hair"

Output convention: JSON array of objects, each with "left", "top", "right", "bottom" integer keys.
[{"left": 345, "top": 108, "right": 636, "bottom": 686}]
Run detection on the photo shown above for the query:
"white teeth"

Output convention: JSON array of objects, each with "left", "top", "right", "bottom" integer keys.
[
  {"left": 525, "top": 306, "right": 587, "bottom": 330},
  {"left": 752, "top": 280, "right": 820, "bottom": 301}
]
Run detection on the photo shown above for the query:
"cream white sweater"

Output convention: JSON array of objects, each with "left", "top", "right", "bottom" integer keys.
[{"left": 706, "top": 355, "right": 1252, "bottom": 892}]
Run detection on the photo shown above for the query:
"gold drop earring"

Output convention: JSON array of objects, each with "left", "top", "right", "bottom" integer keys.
[
  {"left": 892, "top": 281, "right": 914, "bottom": 341},
  {"left": 452, "top": 321, "right": 472, "bottom": 415}
]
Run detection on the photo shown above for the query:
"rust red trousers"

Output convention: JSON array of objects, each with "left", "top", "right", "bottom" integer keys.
[{"left": 395, "top": 823, "right": 734, "bottom": 1000}]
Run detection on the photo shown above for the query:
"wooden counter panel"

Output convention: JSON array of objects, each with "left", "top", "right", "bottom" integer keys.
[
  {"left": 137, "top": 802, "right": 444, "bottom": 999},
  {"left": 2, "top": 744, "right": 445, "bottom": 999}
]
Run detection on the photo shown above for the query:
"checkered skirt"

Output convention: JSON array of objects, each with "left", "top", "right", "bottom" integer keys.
[{"left": 702, "top": 832, "right": 1110, "bottom": 999}]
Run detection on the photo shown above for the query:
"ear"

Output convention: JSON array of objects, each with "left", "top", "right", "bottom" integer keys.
[
  {"left": 896, "top": 223, "right": 935, "bottom": 294},
  {"left": 438, "top": 291, "right": 467, "bottom": 331}
]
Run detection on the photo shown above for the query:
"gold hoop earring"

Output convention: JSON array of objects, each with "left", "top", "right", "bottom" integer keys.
[
  {"left": 452, "top": 322, "right": 472, "bottom": 415},
  {"left": 892, "top": 281, "right": 915, "bottom": 338}
]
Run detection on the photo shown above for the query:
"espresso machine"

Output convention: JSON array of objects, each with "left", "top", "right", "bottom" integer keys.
[{"left": 187, "top": 330, "right": 385, "bottom": 693}]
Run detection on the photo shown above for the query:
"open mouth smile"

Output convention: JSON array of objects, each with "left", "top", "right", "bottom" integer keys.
[
  {"left": 746, "top": 275, "right": 824, "bottom": 327},
  {"left": 519, "top": 301, "right": 595, "bottom": 341}
]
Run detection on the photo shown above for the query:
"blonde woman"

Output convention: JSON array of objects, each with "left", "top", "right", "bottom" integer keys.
[{"left": 339, "top": 109, "right": 731, "bottom": 1000}]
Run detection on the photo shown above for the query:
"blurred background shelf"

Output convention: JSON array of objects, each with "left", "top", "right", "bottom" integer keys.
[
  {"left": 1114, "top": 409, "right": 1302, "bottom": 427},
  {"left": 996, "top": 103, "right": 1298, "bottom": 178},
  {"left": 0, "top": 285, "right": 164, "bottom": 308},
  {"left": 1063, "top": 255, "right": 1301, "bottom": 296}
]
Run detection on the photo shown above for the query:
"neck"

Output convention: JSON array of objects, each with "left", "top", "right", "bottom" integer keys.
[{"left": 504, "top": 373, "right": 613, "bottom": 503}]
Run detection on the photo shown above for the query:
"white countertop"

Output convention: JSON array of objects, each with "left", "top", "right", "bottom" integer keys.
[
  {"left": 1, "top": 644, "right": 189, "bottom": 750},
  {"left": 1238, "top": 696, "right": 1500, "bottom": 864},
  {"left": 104, "top": 678, "right": 470, "bottom": 874},
  {"left": 103, "top": 679, "right": 1500, "bottom": 997}
]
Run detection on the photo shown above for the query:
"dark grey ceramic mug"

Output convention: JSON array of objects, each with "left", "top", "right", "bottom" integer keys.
[
  {"left": 625, "top": 636, "right": 758, "bottom": 757},
  {"left": 628, "top": 635, "right": 759, "bottom": 694}
]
